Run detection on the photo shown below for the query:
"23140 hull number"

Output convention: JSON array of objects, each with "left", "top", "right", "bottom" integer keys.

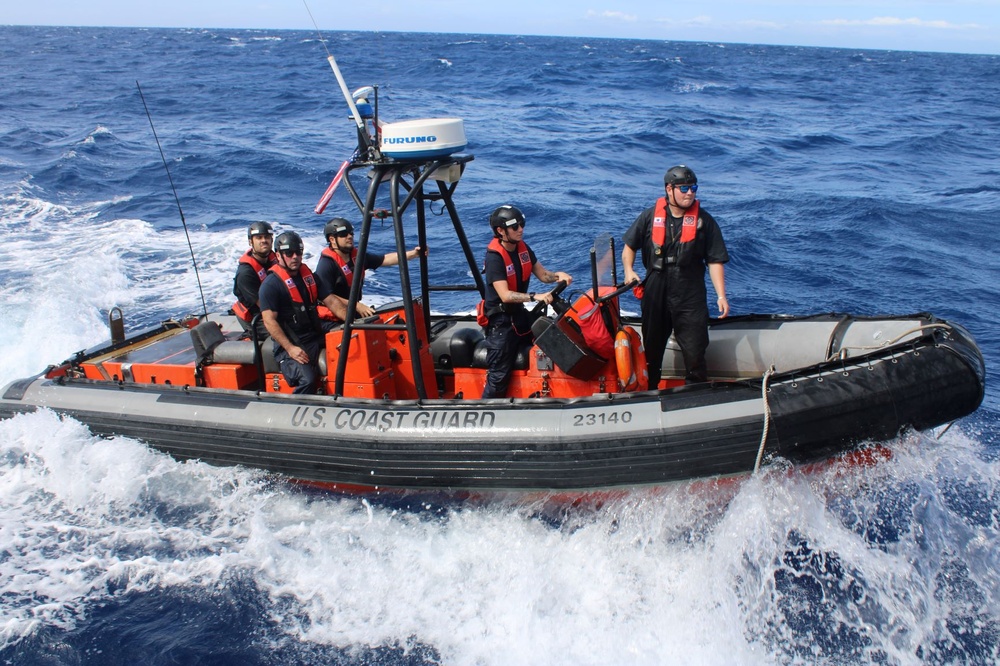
[{"left": 573, "top": 411, "right": 632, "bottom": 427}]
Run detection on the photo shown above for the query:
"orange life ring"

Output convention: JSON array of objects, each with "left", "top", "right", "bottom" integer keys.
[
  {"left": 615, "top": 329, "right": 638, "bottom": 391},
  {"left": 615, "top": 328, "right": 648, "bottom": 392}
]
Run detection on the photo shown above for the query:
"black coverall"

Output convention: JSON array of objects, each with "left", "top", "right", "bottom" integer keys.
[{"left": 623, "top": 204, "right": 729, "bottom": 386}]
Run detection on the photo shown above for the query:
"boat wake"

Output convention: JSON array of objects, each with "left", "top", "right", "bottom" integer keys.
[{"left": 2, "top": 409, "right": 997, "bottom": 664}]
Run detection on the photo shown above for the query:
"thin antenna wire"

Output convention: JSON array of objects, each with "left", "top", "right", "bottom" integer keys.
[
  {"left": 302, "top": 0, "right": 333, "bottom": 58},
  {"left": 136, "top": 80, "right": 209, "bottom": 318},
  {"left": 300, "top": 0, "right": 374, "bottom": 156}
]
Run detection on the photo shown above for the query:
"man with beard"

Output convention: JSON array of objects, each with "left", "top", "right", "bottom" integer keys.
[{"left": 231, "top": 221, "right": 276, "bottom": 340}]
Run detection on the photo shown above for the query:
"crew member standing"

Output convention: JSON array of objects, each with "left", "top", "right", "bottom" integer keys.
[
  {"left": 232, "top": 221, "right": 276, "bottom": 340},
  {"left": 621, "top": 166, "right": 730, "bottom": 386},
  {"left": 259, "top": 231, "right": 349, "bottom": 394},
  {"left": 481, "top": 205, "right": 573, "bottom": 399},
  {"left": 314, "top": 218, "right": 422, "bottom": 320}
]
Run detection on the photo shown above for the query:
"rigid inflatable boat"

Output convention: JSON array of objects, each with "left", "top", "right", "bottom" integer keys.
[
  {"left": 0, "top": 297, "right": 985, "bottom": 494},
  {"left": 0, "top": 82, "right": 986, "bottom": 496}
]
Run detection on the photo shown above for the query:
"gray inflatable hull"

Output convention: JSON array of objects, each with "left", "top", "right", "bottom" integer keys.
[{"left": 0, "top": 313, "right": 985, "bottom": 493}]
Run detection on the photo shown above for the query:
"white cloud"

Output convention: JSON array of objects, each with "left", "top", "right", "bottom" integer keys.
[
  {"left": 585, "top": 10, "right": 638, "bottom": 23},
  {"left": 740, "top": 19, "right": 785, "bottom": 30},
  {"left": 821, "top": 16, "right": 984, "bottom": 30},
  {"left": 652, "top": 15, "right": 714, "bottom": 28}
]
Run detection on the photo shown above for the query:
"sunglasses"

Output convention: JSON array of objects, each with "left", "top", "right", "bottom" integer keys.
[
  {"left": 335, "top": 230, "right": 354, "bottom": 238},
  {"left": 674, "top": 183, "right": 698, "bottom": 194},
  {"left": 503, "top": 220, "right": 525, "bottom": 230},
  {"left": 280, "top": 249, "right": 303, "bottom": 257}
]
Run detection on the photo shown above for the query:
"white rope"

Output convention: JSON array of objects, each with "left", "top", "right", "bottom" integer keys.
[
  {"left": 826, "top": 323, "right": 951, "bottom": 361},
  {"left": 754, "top": 365, "right": 776, "bottom": 474}
]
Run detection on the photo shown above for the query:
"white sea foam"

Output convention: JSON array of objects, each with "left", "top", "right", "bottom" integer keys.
[
  {"left": 81, "top": 125, "right": 112, "bottom": 144},
  {"left": 0, "top": 190, "right": 239, "bottom": 379},
  {"left": 0, "top": 183, "right": 432, "bottom": 384},
  {"left": 1, "top": 406, "right": 996, "bottom": 663},
  {"left": 0, "top": 409, "right": 272, "bottom": 648},
  {"left": 1, "top": 305, "right": 991, "bottom": 659}
]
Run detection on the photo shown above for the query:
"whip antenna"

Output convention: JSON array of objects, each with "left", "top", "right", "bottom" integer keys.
[
  {"left": 302, "top": 0, "right": 376, "bottom": 157},
  {"left": 136, "top": 81, "right": 209, "bottom": 318}
]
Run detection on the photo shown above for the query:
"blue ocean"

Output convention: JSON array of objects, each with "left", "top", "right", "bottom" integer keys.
[{"left": 1, "top": 25, "right": 998, "bottom": 665}]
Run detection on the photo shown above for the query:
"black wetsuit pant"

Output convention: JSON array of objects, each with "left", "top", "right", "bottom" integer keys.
[
  {"left": 274, "top": 337, "right": 323, "bottom": 394},
  {"left": 641, "top": 269, "right": 710, "bottom": 387},
  {"left": 481, "top": 310, "right": 534, "bottom": 399}
]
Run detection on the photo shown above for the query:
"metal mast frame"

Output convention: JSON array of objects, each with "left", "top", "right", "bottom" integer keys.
[{"left": 334, "top": 154, "right": 482, "bottom": 399}]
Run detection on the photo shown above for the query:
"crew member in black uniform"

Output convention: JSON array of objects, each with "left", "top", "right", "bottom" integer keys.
[
  {"left": 258, "top": 231, "right": 349, "bottom": 394},
  {"left": 481, "top": 205, "right": 573, "bottom": 399},
  {"left": 314, "top": 218, "right": 422, "bottom": 320},
  {"left": 621, "top": 165, "right": 730, "bottom": 386},
  {"left": 231, "top": 221, "right": 276, "bottom": 340}
]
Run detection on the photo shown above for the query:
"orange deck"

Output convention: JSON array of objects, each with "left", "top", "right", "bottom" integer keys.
[{"left": 78, "top": 301, "right": 652, "bottom": 400}]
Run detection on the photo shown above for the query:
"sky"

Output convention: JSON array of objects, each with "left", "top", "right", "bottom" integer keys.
[{"left": 5, "top": 0, "right": 1000, "bottom": 55}]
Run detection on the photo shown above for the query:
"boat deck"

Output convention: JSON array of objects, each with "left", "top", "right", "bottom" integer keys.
[
  {"left": 73, "top": 304, "right": 640, "bottom": 399},
  {"left": 78, "top": 323, "right": 256, "bottom": 388},
  {"left": 67, "top": 307, "right": 944, "bottom": 402}
]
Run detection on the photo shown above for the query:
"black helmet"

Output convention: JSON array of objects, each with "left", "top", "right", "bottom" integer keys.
[
  {"left": 323, "top": 218, "right": 354, "bottom": 241},
  {"left": 247, "top": 221, "right": 273, "bottom": 238},
  {"left": 275, "top": 231, "right": 304, "bottom": 255},
  {"left": 664, "top": 165, "right": 697, "bottom": 185},
  {"left": 489, "top": 205, "right": 526, "bottom": 237}
]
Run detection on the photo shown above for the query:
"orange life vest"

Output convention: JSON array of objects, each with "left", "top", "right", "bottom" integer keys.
[
  {"left": 232, "top": 250, "right": 276, "bottom": 322},
  {"left": 268, "top": 263, "right": 323, "bottom": 342},
  {"left": 652, "top": 198, "right": 698, "bottom": 247},
  {"left": 478, "top": 238, "right": 533, "bottom": 325},
  {"left": 317, "top": 247, "right": 360, "bottom": 322},
  {"left": 486, "top": 237, "right": 532, "bottom": 291},
  {"left": 321, "top": 246, "right": 359, "bottom": 287},
  {"left": 269, "top": 263, "right": 318, "bottom": 305}
]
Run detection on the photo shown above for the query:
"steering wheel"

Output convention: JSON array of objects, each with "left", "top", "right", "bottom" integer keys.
[{"left": 544, "top": 280, "right": 571, "bottom": 317}]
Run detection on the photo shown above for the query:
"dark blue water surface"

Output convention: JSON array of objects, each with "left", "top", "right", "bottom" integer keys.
[{"left": 1, "top": 26, "right": 998, "bottom": 665}]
